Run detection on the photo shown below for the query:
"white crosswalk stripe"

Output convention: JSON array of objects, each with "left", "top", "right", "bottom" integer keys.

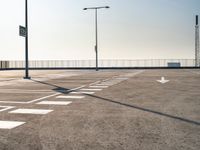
[
  {"left": 89, "top": 86, "right": 108, "bottom": 88},
  {"left": 0, "top": 121, "right": 26, "bottom": 129},
  {"left": 0, "top": 106, "right": 15, "bottom": 112},
  {"left": 37, "top": 101, "right": 72, "bottom": 105},
  {"left": 80, "top": 88, "right": 102, "bottom": 91},
  {"left": 9, "top": 109, "right": 53, "bottom": 115},
  {"left": 70, "top": 91, "right": 95, "bottom": 95},
  {"left": 56, "top": 95, "right": 85, "bottom": 99}
]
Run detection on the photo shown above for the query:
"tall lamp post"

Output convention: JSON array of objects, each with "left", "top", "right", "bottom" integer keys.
[
  {"left": 24, "top": 0, "right": 30, "bottom": 79},
  {"left": 83, "top": 6, "right": 110, "bottom": 71},
  {"left": 19, "top": 0, "right": 30, "bottom": 79},
  {"left": 195, "top": 15, "right": 200, "bottom": 67}
]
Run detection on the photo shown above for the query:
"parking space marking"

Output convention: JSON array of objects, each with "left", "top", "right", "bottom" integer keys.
[
  {"left": 97, "top": 83, "right": 116, "bottom": 86},
  {"left": 0, "top": 85, "right": 86, "bottom": 104},
  {"left": 27, "top": 93, "right": 61, "bottom": 104},
  {"left": 9, "top": 109, "right": 53, "bottom": 115},
  {"left": 98, "top": 81, "right": 118, "bottom": 84},
  {"left": 0, "top": 121, "right": 26, "bottom": 129},
  {"left": 0, "top": 89, "right": 55, "bottom": 94},
  {"left": 102, "top": 78, "right": 112, "bottom": 82},
  {"left": 80, "top": 88, "right": 102, "bottom": 91},
  {"left": 0, "top": 106, "right": 15, "bottom": 112},
  {"left": 70, "top": 91, "right": 95, "bottom": 95},
  {"left": 89, "top": 86, "right": 108, "bottom": 88},
  {"left": 94, "top": 71, "right": 145, "bottom": 87},
  {"left": 0, "top": 71, "right": 145, "bottom": 130},
  {"left": 116, "top": 78, "right": 129, "bottom": 80},
  {"left": 89, "top": 81, "right": 101, "bottom": 86},
  {"left": 56, "top": 96, "right": 85, "bottom": 99},
  {"left": 96, "top": 83, "right": 113, "bottom": 86},
  {"left": 37, "top": 101, "right": 72, "bottom": 105},
  {"left": 0, "top": 71, "right": 143, "bottom": 104},
  {"left": 0, "top": 93, "right": 60, "bottom": 104},
  {"left": 0, "top": 101, "right": 27, "bottom": 104}
]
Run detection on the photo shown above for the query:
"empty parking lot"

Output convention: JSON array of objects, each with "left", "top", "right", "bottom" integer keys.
[{"left": 0, "top": 69, "right": 199, "bottom": 150}]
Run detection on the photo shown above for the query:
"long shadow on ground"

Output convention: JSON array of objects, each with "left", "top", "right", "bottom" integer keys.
[
  {"left": 85, "top": 94, "right": 200, "bottom": 126},
  {"left": 31, "top": 79, "right": 70, "bottom": 94},
  {"left": 31, "top": 79, "right": 200, "bottom": 126}
]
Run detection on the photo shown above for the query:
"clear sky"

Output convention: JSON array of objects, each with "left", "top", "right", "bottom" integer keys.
[{"left": 0, "top": 0, "right": 199, "bottom": 60}]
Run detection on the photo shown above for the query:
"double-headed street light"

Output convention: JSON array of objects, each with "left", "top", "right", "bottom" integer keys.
[{"left": 83, "top": 6, "right": 110, "bottom": 71}]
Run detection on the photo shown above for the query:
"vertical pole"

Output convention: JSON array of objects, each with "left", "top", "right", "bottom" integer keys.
[
  {"left": 195, "top": 15, "right": 200, "bottom": 67},
  {"left": 95, "top": 9, "right": 98, "bottom": 71},
  {"left": 197, "top": 25, "right": 199, "bottom": 67},
  {"left": 24, "top": 0, "right": 30, "bottom": 79}
]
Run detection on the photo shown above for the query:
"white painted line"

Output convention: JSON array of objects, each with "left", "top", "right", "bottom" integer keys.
[
  {"left": 56, "top": 95, "right": 85, "bottom": 99},
  {"left": 0, "top": 93, "right": 60, "bottom": 104},
  {"left": 102, "top": 78, "right": 112, "bottom": 82},
  {"left": 0, "top": 85, "right": 86, "bottom": 104},
  {"left": 80, "top": 88, "right": 102, "bottom": 91},
  {"left": 27, "top": 93, "right": 60, "bottom": 104},
  {"left": 89, "top": 80, "right": 101, "bottom": 85},
  {"left": 0, "top": 91, "right": 55, "bottom": 94},
  {"left": 116, "top": 78, "right": 129, "bottom": 80},
  {"left": 105, "top": 81, "right": 119, "bottom": 83},
  {"left": 96, "top": 83, "right": 114, "bottom": 86},
  {"left": 0, "top": 89, "right": 55, "bottom": 94},
  {"left": 70, "top": 85, "right": 86, "bottom": 91},
  {"left": 0, "top": 121, "right": 26, "bottom": 129},
  {"left": 70, "top": 91, "right": 95, "bottom": 95},
  {"left": 102, "top": 81, "right": 118, "bottom": 83},
  {"left": 0, "top": 79, "right": 111, "bottom": 104},
  {"left": 89, "top": 86, "right": 108, "bottom": 88},
  {"left": 95, "top": 71, "right": 145, "bottom": 87},
  {"left": 0, "top": 101, "right": 27, "bottom": 104},
  {"left": 0, "top": 106, "right": 15, "bottom": 112},
  {"left": 37, "top": 101, "right": 72, "bottom": 105},
  {"left": 9, "top": 109, "right": 53, "bottom": 115}
]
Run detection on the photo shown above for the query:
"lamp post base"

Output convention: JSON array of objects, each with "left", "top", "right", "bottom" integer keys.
[{"left": 23, "top": 76, "right": 31, "bottom": 80}]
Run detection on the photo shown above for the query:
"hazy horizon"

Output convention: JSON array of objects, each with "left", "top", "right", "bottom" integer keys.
[{"left": 0, "top": 0, "right": 199, "bottom": 60}]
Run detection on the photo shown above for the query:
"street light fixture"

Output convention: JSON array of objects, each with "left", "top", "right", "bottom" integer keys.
[{"left": 83, "top": 6, "right": 110, "bottom": 71}]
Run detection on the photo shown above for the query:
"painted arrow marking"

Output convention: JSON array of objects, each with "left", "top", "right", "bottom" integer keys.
[{"left": 157, "top": 77, "right": 169, "bottom": 84}]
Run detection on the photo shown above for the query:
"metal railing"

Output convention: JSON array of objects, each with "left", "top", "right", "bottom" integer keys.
[
  {"left": 0, "top": 61, "right": 9, "bottom": 69},
  {"left": 0, "top": 59, "right": 197, "bottom": 69}
]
